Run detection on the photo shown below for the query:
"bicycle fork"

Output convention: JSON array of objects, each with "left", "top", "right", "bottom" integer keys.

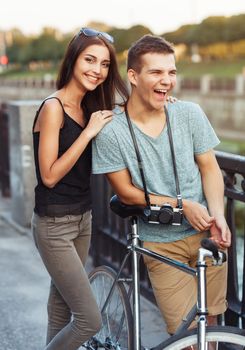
[{"left": 196, "top": 247, "right": 214, "bottom": 350}]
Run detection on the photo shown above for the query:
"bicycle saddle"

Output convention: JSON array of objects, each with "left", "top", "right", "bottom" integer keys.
[{"left": 110, "top": 195, "right": 146, "bottom": 218}]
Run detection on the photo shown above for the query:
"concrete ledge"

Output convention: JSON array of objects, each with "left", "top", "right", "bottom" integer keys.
[{"left": 7, "top": 101, "right": 39, "bottom": 227}]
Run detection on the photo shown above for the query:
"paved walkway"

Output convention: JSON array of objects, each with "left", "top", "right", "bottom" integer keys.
[{"left": 0, "top": 195, "right": 168, "bottom": 350}]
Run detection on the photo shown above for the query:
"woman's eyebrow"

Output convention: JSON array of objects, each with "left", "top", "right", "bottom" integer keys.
[{"left": 84, "top": 54, "right": 110, "bottom": 62}]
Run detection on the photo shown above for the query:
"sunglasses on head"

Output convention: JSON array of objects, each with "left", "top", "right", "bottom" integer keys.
[{"left": 78, "top": 28, "right": 114, "bottom": 44}]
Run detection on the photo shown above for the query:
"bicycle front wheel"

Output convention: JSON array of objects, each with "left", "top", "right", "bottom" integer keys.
[
  {"left": 161, "top": 326, "right": 245, "bottom": 349},
  {"left": 88, "top": 265, "right": 133, "bottom": 350}
]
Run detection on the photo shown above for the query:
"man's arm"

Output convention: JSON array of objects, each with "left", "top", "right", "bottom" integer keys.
[
  {"left": 195, "top": 149, "right": 231, "bottom": 248},
  {"left": 106, "top": 168, "right": 216, "bottom": 233},
  {"left": 106, "top": 169, "right": 177, "bottom": 207}
]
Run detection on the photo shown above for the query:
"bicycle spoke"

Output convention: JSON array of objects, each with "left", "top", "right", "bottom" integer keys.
[{"left": 87, "top": 266, "right": 133, "bottom": 349}]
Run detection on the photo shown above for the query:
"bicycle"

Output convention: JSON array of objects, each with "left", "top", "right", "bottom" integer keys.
[{"left": 84, "top": 195, "right": 245, "bottom": 350}]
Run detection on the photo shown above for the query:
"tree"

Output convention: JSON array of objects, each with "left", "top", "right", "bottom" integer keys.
[
  {"left": 109, "top": 25, "right": 153, "bottom": 53},
  {"left": 6, "top": 29, "right": 30, "bottom": 64},
  {"left": 163, "top": 14, "right": 245, "bottom": 47},
  {"left": 27, "top": 28, "right": 65, "bottom": 62},
  {"left": 163, "top": 24, "right": 197, "bottom": 45}
]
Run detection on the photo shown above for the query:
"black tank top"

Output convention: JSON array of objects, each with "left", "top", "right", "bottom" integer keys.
[{"left": 32, "top": 97, "right": 92, "bottom": 217}]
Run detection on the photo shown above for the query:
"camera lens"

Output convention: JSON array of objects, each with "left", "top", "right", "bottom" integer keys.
[{"left": 158, "top": 207, "right": 173, "bottom": 224}]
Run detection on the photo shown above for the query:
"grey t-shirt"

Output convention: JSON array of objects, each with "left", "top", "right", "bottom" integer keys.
[{"left": 92, "top": 101, "right": 219, "bottom": 242}]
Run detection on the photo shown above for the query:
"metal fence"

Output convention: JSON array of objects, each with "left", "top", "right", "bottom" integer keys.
[
  {"left": 0, "top": 76, "right": 244, "bottom": 93},
  {"left": 91, "top": 150, "right": 245, "bottom": 328}
]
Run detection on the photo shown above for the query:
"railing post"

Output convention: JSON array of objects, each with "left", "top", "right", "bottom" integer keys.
[
  {"left": 235, "top": 74, "right": 245, "bottom": 95},
  {"left": 200, "top": 74, "right": 211, "bottom": 94},
  {"left": 173, "top": 74, "right": 182, "bottom": 94}
]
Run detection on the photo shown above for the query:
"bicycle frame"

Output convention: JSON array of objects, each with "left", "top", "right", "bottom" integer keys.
[{"left": 99, "top": 216, "right": 218, "bottom": 350}]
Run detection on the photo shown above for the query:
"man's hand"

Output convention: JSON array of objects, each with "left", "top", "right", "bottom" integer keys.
[
  {"left": 210, "top": 215, "right": 231, "bottom": 248},
  {"left": 195, "top": 150, "right": 230, "bottom": 248},
  {"left": 183, "top": 199, "right": 215, "bottom": 232}
]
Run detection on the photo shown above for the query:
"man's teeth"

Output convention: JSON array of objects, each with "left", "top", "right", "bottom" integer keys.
[{"left": 155, "top": 89, "right": 167, "bottom": 93}]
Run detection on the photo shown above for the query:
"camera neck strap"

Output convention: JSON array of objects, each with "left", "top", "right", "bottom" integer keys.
[{"left": 124, "top": 103, "right": 183, "bottom": 210}]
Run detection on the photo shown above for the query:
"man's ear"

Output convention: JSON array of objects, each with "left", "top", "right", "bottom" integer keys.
[{"left": 127, "top": 69, "right": 138, "bottom": 87}]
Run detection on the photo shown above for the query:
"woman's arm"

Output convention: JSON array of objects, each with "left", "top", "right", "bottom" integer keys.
[{"left": 38, "top": 100, "right": 112, "bottom": 188}]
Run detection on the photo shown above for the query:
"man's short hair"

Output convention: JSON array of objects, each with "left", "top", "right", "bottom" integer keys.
[{"left": 127, "top": 34, "right": 175, "bottom": 73}]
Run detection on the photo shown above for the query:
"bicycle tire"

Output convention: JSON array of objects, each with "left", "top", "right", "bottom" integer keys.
[
  {"left": 160, "top": 326, "right": 245, "bottom": 350},
  {"left": 87, "top": 265, "right": 133, "bottom": 350}
]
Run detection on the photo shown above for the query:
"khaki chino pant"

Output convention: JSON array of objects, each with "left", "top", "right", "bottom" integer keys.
[
  {"left": 143, "top": 231, "right": 227, "bottom": 334},
  {"left": 31, "top": 211, "right": 101, "bottom": 350}
]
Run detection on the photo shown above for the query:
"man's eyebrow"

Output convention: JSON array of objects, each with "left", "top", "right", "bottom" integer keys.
[
  {"left": 147, "top": 68, "right": 177, "bottom": 73},
  {"left": 147, "top": 69, "right": 163, "bottom": 73}
]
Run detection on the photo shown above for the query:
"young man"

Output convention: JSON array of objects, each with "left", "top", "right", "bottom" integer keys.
[{"left": 92, "top": 35, "right": 231, "bottom": 335}]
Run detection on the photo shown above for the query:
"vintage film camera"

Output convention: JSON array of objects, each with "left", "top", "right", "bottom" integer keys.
[{"left": 145, "top": 203, "right": 183, "bottom": 226}]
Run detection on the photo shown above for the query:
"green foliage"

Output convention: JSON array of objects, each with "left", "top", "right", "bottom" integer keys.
[
  {"left": 109, "top": 25, "right": 153, "bottom": 53},
  {"left": 5, "top": 28, "right": 72, "bottom": 65},
  {"left": 164, "top": 24, "right": 198, "bottom": 45},
  {"left": 235, "top": 203, "right": 245, "bottom": 238},
  {"left": 6, "top": 29, "right": 31, "bottom": 64},
  {"left": 3, "top": 13, "right": 245, "bottom": 67},
  {"left": 163, "top": 14, "right": 245, "bottom": 47},
  {"left": 4, "top": 24, "right": 153, "bottom": 65},
  {"left": 29, "top": 34, "right": 60, "bottom": 62},
  {"left": 227, "top": 14, "right": 245, "bottom": 42},
  {"left": 216, "top": 138, "right": 245, "bottom": 156},
  {"left": 193, "top": 16, "right": 229, "bottom": 46},
  {"left": 0, "top": 66, "right": 57, "bottom": 79},
  {"left": 197, "top": 40, "right": 245, "bottom": 60},
  {"left": 176, "top": 59, "right": 245, "bottom": 78}
]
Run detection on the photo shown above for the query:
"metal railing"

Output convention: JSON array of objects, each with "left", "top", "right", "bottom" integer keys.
[
  {"left": 0, "top": 76, "right": 244, "bottom": 93},
  {"left": 91, "top": 150, "right": 245, "bottom": 328},
  {"left": 216, "top": 151, "right": 245, "bottom": 327},
  {"left": 0, "top": 77, "right": 56, "bottom": 89}
]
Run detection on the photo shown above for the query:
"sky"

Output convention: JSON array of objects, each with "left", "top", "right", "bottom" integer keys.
[{"left": 1, "top": 0, "right": 245, "bottom": 35}]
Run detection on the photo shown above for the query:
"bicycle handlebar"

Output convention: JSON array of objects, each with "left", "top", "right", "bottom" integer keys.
[{"left": 201, "top": 238, "right": 227, "bottom": 263}]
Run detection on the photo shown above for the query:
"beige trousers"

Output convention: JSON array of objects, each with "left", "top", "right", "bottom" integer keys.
[
  {"left": 143, "top": 231, "right": 227, "bottom": 334},
  {"left": 31, "top": 211, "right": 101, "bottom": 350}
]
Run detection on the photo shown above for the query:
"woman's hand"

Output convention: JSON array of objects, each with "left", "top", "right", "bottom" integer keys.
[
  {"left": 167, "top": 95, "right": 178, "bottom": 103},
  {"left": 83, "top": 110, "right": 113, "bottom": 140}
]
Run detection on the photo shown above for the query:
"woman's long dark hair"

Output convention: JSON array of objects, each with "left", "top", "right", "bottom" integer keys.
[{"left": 56, "top": 33, "right": 129, "bottom": 118}]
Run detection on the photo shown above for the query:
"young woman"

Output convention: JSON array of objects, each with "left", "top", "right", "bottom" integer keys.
[{"left": 31, "top": 28, "right": 128, "bottom": 350}]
